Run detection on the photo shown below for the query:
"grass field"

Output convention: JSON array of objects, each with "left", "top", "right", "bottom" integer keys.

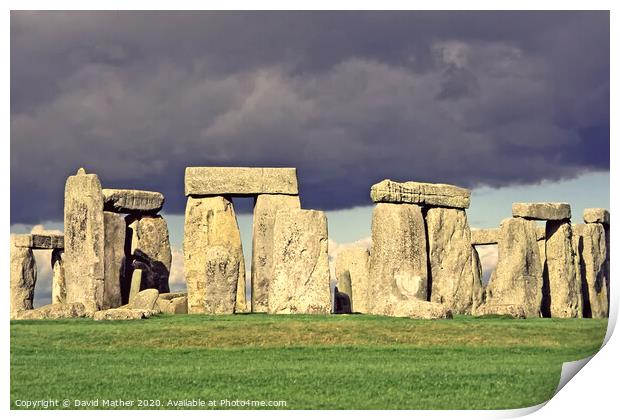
[{"left": 10, "top": 314, "right": 607, "bottom": 410}]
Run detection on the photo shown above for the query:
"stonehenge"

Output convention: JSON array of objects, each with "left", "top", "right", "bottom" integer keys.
[{"left": 9, "top": 166, "right": 609, "bottom": 321}]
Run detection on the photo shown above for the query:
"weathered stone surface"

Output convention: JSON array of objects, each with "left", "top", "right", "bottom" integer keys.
[
  {"left": 159, "top": 292, "right": 187, "bottom": 300},
  {"left": 158, "top": 296, "right": 188, "bottom": 314},
  {"left": 13, "top": 233, "right": 64, "bottom": 249},
  {"left": 485, "top": 218, "right": 543, "bottom": 318},
  {"left": 200, "top": 246, "right": 241, "bottom": 314},
  {"left": 427, "top": 207, "right": 476, "bottom": 314},
  {"left": 102, "top": 189, "right": 164, "bottom": 214},
  {"left": 573, "top": 224, "right": 608, "bottom": 318},
  {"left": 537, "top": 237, "right": 546, "bottom": 272},
  {"left": 383, "top": 300, "right": 453, "bottom": 319},
  {"left": 471, "top": 247, "right": 484, "bottom": 310},
  {"left": 14, "top": 303, "right": 86, "bottom": 320},
  {"left": 184, "top": 196, "right": 246, "bottom": 314},
  {"left": 368, "top": 203, "right": 428, "bottom": 315},
  {"left": 103, "top": 212, "right": 125, "bottom": 309},
  {"left": 333, "top": 288, "right": 352, "bottom": 314},
  {"left": 512, "top": 203, "right": 571, "bottom": 221},
  {"left": 544, "top": 221, "right": 581, "bottom": 318},
  {"left": 370, "top": 179, "right": 471, "bottom": 209},
  {"left": 473, "top": 303, "right": 526, "bottom": 319},
  {"left": 93, "top": 308, "right": 155, "bottom": 321},
  {"left": 536, "top": 226, "right": 546, "bottom": 241},
  {"left": 334, "top": 247, "right": 370, "bottom": 313},
  {"left": 185, "top": 167, "right": 298, "bottom": 196},
  {"left": 64, "top": 168, "right": 105, "bottom": 312},
  {"left": 470, "top": 229, "right": 499, "bottom": 245},
  {"left": 128, "top": 288, "right": 160, "bottom": 311},
  {"left": 251, "top": 194, "right": 301, "bottom": 312},
  {"left": 10, "top": 236, "right": 37, "bottom": 317},
  {"left": 127, "top": 215, "right": 171, "bottom": 294},
  {"left": 51, "top": 249, "right": 66, "bottom": 304},
  {"left": 583, "top": 208, "right": 610, "bottom": 225},
  {"left": 269, "top": 209, "right": 331, "bottom": 314},
  {"left": 128, "top": 269, "right": 143, "bottom": 304}
]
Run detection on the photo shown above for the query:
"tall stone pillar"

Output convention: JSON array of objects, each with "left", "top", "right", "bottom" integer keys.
[
  {"left": 64, "top": 168, "right": 105, "bottom": 313},
  {"left": 484, "top": 217, "right": 543, "bottom": 317},
  {"left": 544, "top": 220, "right": 581, "bottom": 318},
  {"left": 184, "top": 196, "right": 245, "bottom": 314},
  {"left": 426, "top": 207, "right": 476, "bottom": 314},
  {"left": 269, "top": 209, "right": 331, "bottom": 314},
  {"left": 102, "top": 212, "right": 126, "bottom": 309},
  {"left": 368, "top": 203, "right": 428, "bottom": 315},
  {"left": 251, "top": 194, "right": 300, "bottom": 312}
]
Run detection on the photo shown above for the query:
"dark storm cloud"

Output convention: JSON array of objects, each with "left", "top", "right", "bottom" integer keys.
[{"left": 10, "top": 11, "right": 609, "bottom": 223}]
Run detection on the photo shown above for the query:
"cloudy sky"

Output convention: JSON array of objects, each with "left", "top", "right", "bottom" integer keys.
[{"left": 10, "top": 11, "right": 609, "bottom": 304}]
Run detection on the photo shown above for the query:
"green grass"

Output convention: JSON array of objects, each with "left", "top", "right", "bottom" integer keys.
[{"left": 10, "top": 314, "right": 607, "bottom": 409}]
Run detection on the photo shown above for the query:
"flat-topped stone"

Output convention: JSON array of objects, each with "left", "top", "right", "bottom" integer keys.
[
  {"left": 102, "top": 189, "right": 164, "bottom": 213},
  {"left": 13, "top": 233, "right": 64, "bottom": 249},
  {"left": 583, "top": 208, "right": 610, "bottom": 225},
  {"left": 470, "top": 228, "right": 499, "bottom": 245},
  {"left": 185, "top": 167, "right": 298, "bottom": 196},
  {"left": 370, "top": 179, "right": 470, "bottom": 209},
  {"left": 512, "top": 203, "right": 571, "bottom": 221}
]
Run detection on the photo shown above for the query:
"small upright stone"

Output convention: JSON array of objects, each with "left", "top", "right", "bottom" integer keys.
[
  {"left": 471, "top": 247, "right": 484, "bottom": 310},
  {"left": 127, "top": 215, "right": 172, "bottom": 294},
  {"left": 64, "top": 168, "right": 105, "bottom": 312},
  {"left": 51, "top": 249, "right": 66, "bottom": 304},
  {"left": 485, "top": 218, "right": 543, "bottom": 317},
  {"left": 201, "top": 246, "right": 241, "bottom": 314},
  {"left": 251, "top": 194, "right": 301, "bottom": 312},
  {"left": 583, "top": 208, "right": 610, "bottom": 225},
  {"left": 10, "top": 235, "right": 37, "bottom": 318},
  {"left": 102, "top": 189, "right": 164, "bottom": 214},
  {"left": 128, "top": 269, "right": 143, "bottom": 304},
  {"left": 334, "top": 247, "right": 370, "bottom": 313},
  {"left": 269, "top": 209, "right": 331, "bottom": 314},
  {"left": 512, "top": 203, "right": 571, "bottom": 221},
  {"left": 103, "top": 211, "right": 126, "bottom": 309},
  {"left": 368, "top": 203, "right": 428, "bottom": 315},
  {"left": 544, "top": 221, "right": 581, "bottom": 318},
  {"left": 370, "top": 179, "right": 471, "bottom": 208}
]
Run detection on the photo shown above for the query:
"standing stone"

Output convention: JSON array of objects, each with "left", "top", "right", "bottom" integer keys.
[
  {"left": 269, "top": 209, "right": 331, "bottom": 314},
  {"left": 103, "top": 212, "right": 126, "bottom": 309},
  {"left": 10, "top": 236, "right": 37, "bottom": 317},
  {"left": 471, "top": 247, "right": 484, "bottom": 310},
  {"left": 573, "top": 224, "right": 608, "bottom": 318},
  {"left": 192, "top": 246, "right": 241, "bottom": 314},
  {"left": 127, "top": 215, "right": 171, "bottom": 294},
  {"left": 537, "top": 236, "right": 546, "bottom": 272},
  {"left": 184, "top": 196, "right": 246, "bottom": 314},
  {"left": 544, "top": 220, "right": 581, "bottom": 318},
  {"left": 426, "top": 207, "right": 476, "bottom": 314},
  {"left": 368, "top": 203, "right": 428, "bottom": 315},
  {"left": 64, "top": 168, "right": 105, "bottom": 312},
  {"left": 51, "top": 249, "right": 66, "bottom": 304},
  {"left": 251, "top": 194, "right": 301, "bottom": 312},
  {"left": 129, "top": 269, "right": 143, "bottom": 304},
  {"left": 484, "top": 218, "right": 543, "bottom": 318},
  {"left": 334, "top": 247, "right": 370, "bottom": 313}
]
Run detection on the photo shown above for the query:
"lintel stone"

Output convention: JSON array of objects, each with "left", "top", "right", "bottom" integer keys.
[
  {"left": 512, "top": 203, "right": 571, "bottom": 221},
  {"left": 184, "top": 167, "right": 298, "bottom": 196},
  {"left": 102, "top": 189, "right": 164, "bottom": 213},
  {"left": 583, "top": 208, "right": 610, "bottom": 225},
  {"left": 370, "top": 179, "right": 471, "bottom": 209},
  {"left": 470, "top": 228, "right": 499, "bottom": 245},
  {"left": 13, "top": 233, "right": 64, "bottom": 249}
]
